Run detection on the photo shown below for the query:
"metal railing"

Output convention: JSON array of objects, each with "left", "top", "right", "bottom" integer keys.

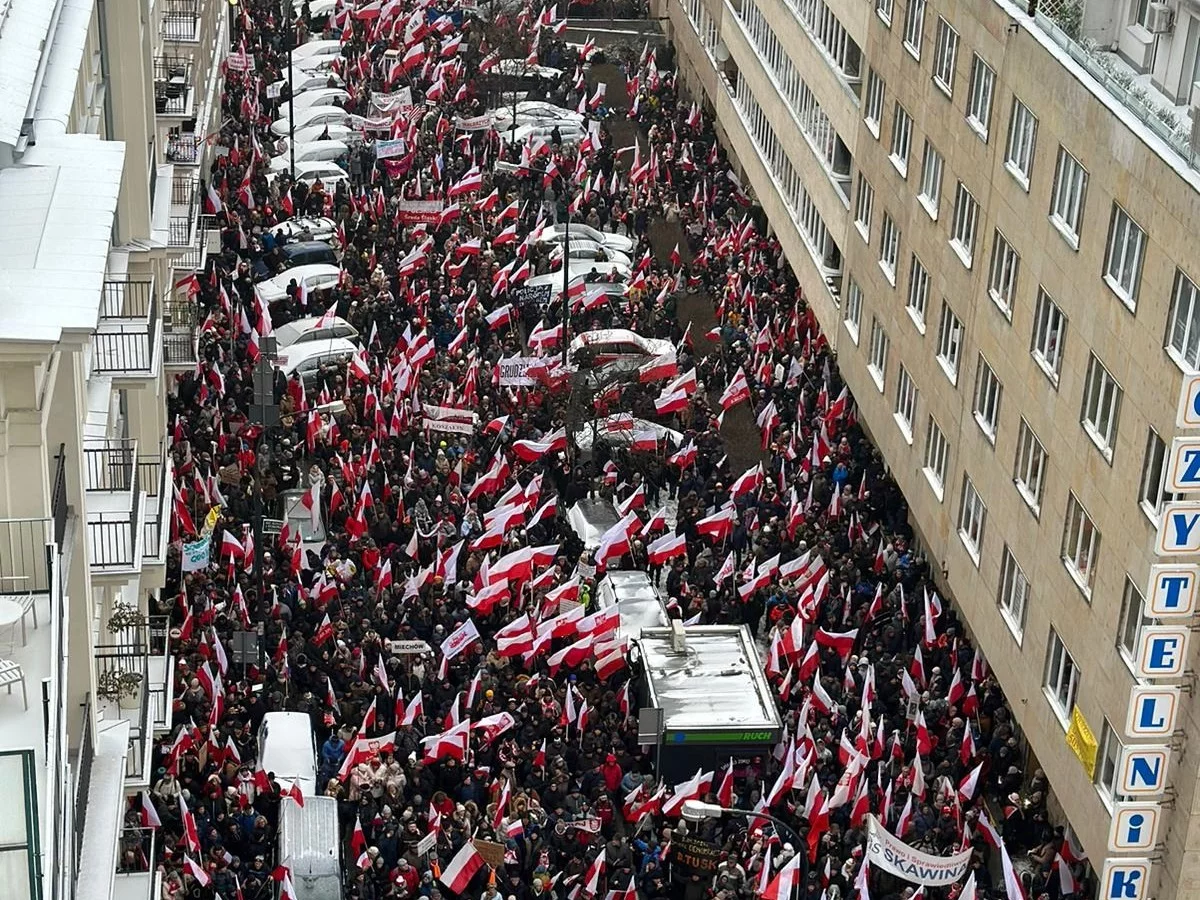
[
  {"left": 83, "top": 439, "right": 137, "bottom": 493},
  {"left": 73, "top": 696, "right": 95, "bottom": 872},
  {"left": 0, "top": 518, "right": 53, "bottom": 592},
  {"left": 161, "top": 0, "right": 200, "bottom": 42},
  {"left": 117, "top": 825, "right": 157, "bottom": 879},
  {"left": 52, "top": 445, "right": 67, "bottom": 547},
  {"left": 96, "top": 280, "right": 159, "bottom": 375},
  {"left": 166, "top": 131, "right": 200, "bottom": 164},
  {"left": 173, "top": 211, "right": 216, "bottom": 269},
  {"left": 163, "top": 295, "right": 201, "bottom": 365},
  {"left": 87, "top": 459, "right": 141, "bottom": 570},
  {"left": 153, "top": 56, "right": 194, "bottom": 116},
  {"left": 139, "top": 445, "right": 169, "bottom": 559},
  {"left": 94, "top": 617, "right": 168, "bottom": 780},
  {"left": 168, "top": 173, "right": 199, "bottom": 249}
]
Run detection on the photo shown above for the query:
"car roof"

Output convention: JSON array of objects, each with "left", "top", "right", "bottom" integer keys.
[
  {"left": 280, "top": 240, "right": 337, "bottom": 256},
  {"left": 278, "top": 337, "right": 358, "bottom": 371},
  {"left": 274, "top": 314, "right": 356, "bottom": 345}
]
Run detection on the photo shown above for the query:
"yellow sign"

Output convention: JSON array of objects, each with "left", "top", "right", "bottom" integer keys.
[
  {"left": 202, "top": 506, "right": 221, "bottom": 537},
  {"left": 1066, "top": 705, "right": 1098, "bottom": 778}
]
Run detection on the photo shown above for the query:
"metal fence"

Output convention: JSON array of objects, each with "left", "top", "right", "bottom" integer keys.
[
  {"left": 168, "top": 173, "right": 198, "bottom": 248},
  {"left": 0, "top": 518, "right": 53, "bottom": 592},
  {"left": 153, "top": 56, "right": 194, "bottom": 116},
  {"left": 87, "top": 460, "right": 140, "bottom": 570},
  {"left": 94, "top": 617, "right": 169, "bottom": 780},
  {"left": 139, "top": 447, "right": 168, "bottom": 559},
  {"left": 72, "top": 696, "right": 95, "bottom": 872},
  {"left": 161, "top": 0, "right": 200, "bottom": 41},
  {"left": 166, "top": 131, "right": 200, "bottom": 164},
  {"left": 95, "top": 291, "right": 159, "bottom": 375},
  {"left": 83, "top": 439, "right": 137, "bottom": 493}
]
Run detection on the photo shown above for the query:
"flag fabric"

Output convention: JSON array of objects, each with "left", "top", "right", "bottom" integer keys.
[{"left": 440, "top": 840, "right": 486, "bottom": 893}]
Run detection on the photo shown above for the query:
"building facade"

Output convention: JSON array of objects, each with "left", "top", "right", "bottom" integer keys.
[
  {"left": 662, "top": 0, "right": 1200, "bottom": 893},
  {"left": 0, "top": 0, "right": 226, "bottom": 898}
]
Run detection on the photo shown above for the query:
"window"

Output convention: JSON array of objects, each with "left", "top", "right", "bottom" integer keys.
[
  {"left": 1014, "top": 419, "right": 1047, "bottom": 513},
  {"left": 907, "top": 255, "right": 930, "bottom": 330},
  {"left": 1095, "top": 721, "right": 1124, "bottom": 804},
  {"left": 917, "top": 140, "right": 943, "bottom": 218},
  {"left": 854, "top": 176, "right": 874, "bottom": 242},
  {"left": 987, "top": 231, "right": 1020, "bottom": 317},
  {"left": 845, "top": 277, "right": 863, "bottom": 343},
  {"left": 1138, "top": 429, "right": 1176, "bottom": 520},
  {"left": 1134, "top": 0, "right": 1151, "bottom": 28},
  {"left": 958, "top": 474, "right": 986, "bottom": 562},
  {"left": 965, "top": 55, "right": 995, "bottom": 140},
  {"left": 864, "top": 70, "right": 885, "bottom": 137},
  {"left": 1031, "top": 288, "right": 1067, "bottom": 383},
  {"left": 924, "top": 416, "right": 948, "bottom": 498},
  {"left": 903, "top": 0, "right": 926, "bottom": 56},
  {"left": 949, "top": 182, "right": 979, "bottom": 266},
  {"left": 879, "top": 214, "right": 900, "bottom": 284},
  {"left": 1049, "top": 146, "right": 1088, "bottom": 247},
  {"left": 936, "top": 302, "right": 963, "bottom": 383},
  {"left": 998, "top": 546, "right": 1030, "bottom": 639},
  {"left": 1117, "top": 577, "right": 1152, "bottom": 666},
  {"left": 1004, "top": 97, "right": 1038, "bottom": 188},
  {"left": 1104, "top": 204, "right": 1146, "bottom": 310},
  {"left": 890, "top": 104, "right": 913, "bottom": 176},
  {"left": 1044, "top": 629, "right": 1079, "bottom": 724},
  {"left": 895, "top": 366, "right": 918, "bottom": 441},
  {"left": 973, "top": 355, "right": 1002, "bottom": 442},
  {"left": 1081, "top": 354, "right": 1122, "bottom": 460},
  {"left": 933, "top": 18, "right": 959, "bottom": 95},
  {"left": 1166, "top": 268, "right": 1200, "bottom": 370},
  {"left": 876, "top": 0, "right": 893, "bottom": 25},
  {"left": 868, "top": 318, "right": 889, "bottom": 390},
  {"left": 1062, "top": 493, "right": 1100, "bottom": 596}
]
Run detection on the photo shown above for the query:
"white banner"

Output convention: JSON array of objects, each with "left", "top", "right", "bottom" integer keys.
[
  {"left": 865, "top": 816, "right": 972, "bottom": 886},
  {"left": 454, "top": 113, "right": 496, "bottom": 131},
  {"left": 181, "top": 536, "right": 212, "bottom": 572},
  {"left": 423, "top": 417, "right": 474, "bottom": 434},
  {"left": 422, "top": 404, "right": 478, "bottom": 423},
  {"left": 440, "top": 618, "right": 480, "bottom": 660},
  {"left": 372, "top": 87, "right": 413, "bottom": 112},
  {"left": 498, "top": 356, "right": 538, "bottom": 386},
  {"left": 375, "top": 139, "right": 408, "bottom": 160}
]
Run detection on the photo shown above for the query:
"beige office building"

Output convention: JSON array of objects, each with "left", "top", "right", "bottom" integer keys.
[
  {"left": 0, "top": 0, "right": 225, "bottom": 898},
  {"left": 663, "top": 0, "right": 1200, "bottom": 891}
]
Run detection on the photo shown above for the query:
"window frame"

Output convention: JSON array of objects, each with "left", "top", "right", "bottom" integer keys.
[
  {"left": 917, "top": 140, "right": 943, "bottom": 219},
  {"left": 1095, "top": 720, "right": 1125, "bottom": 808},
  {"left": 936, "top": 301, "right": 964, "bottom": 385},
  {"left": 879, "top": 213, "right": 900, "bottom": 285},
  {"left": 965, "top": 53, "right": 996, "bottom": 141},
  {"left": 1116, "top": 577, "right": 1152, "bottom": 671},
  {"left": 890, "top": 103, "right": 913, "bottom": 177},
  {"left": 923, "top": 415, "right": 948, "bottom": 500},
  {"left": 932, "top": 17, "right": 959, "bottom": 96},
  {"left": 1004, "top": 96, "right": 1038, "bottom": 189},
  {"left": 1049, "top": 146, "right": 1088, "bottom": 249},
  {"left": 876, "top": 0, "right": 894, "bottom": 26},
  {"left": 854, "top": 175, "right": 874, "bottom": 243},
  {"left": 987, "top": 230, "right": 1020, "bottom": 319},
  {"left": 1103, "top": 203, "right": 1146, "bottom": 312},
  {"left": 895, "top": 365, "right": 918, "bottom": 442},
  {"left": 845, "top": 277, "right": 863, "bottom": 344},
  {"left": 864, "top": 70, "right": 885, "bottom": 137},
  {"left": 997, "top": 545, "right": 1029, "bottom": 641},
  {"left": 1080, "top": 353, "right": 1123, "bottom": 463},
  {"left": 972, "top": 355, "right": 1002, "bottom": 444},
  {"left": 949, "top": 181, "right": 979, "bottom": 267},
  {"left": 868, "top": 317, "right": 889, "bottom": 391},
  {"left": 1044, "top": 629, "right": 1080, "bottom": 727},
  {"left": 1138, "top": 428, "right": 1175, "bottom": 523},
  {"left": 958, "top": 473, "right": 986, "bottom": 564},
  {"left": 1062, "top": 492, "right": 1101, "bottom": 598},
  {"left": 906, "top": 253, "right": 930, "bottom": 332},
  {"left": 903, "top": 0, "right": 926, "bottom": 57},
  {"left": 1165, "top": 268, "right": 1200, "bottom": 371},
  {"left": 1013, "top": 418, "right": 1047, "bottom": 515},
  {"left": 1030, "top": 288, "right": 1067, "bottom": 386}
]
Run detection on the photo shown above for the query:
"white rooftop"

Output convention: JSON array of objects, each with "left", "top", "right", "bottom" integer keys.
[
  {"left": 0, "top": 133, "right": 125, "bottom": 343},
  {"left": 0, "top": 0, "right": 55, "bottom": 148},
  {"left": 640, "top": 625, "right": 783, "bottom": 733}
]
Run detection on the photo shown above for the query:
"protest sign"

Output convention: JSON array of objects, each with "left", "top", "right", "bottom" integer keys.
[{"left": 865, "top": 815, "right": 972, "bottom": 886}]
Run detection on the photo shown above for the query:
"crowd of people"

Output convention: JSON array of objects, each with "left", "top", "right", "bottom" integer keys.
[{"left": 127, "top": 0, "right": 1096, "bottom": 898}]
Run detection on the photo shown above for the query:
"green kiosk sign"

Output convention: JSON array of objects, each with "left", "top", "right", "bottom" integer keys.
[{"left": 667, "top": 729, "right": 778, "bottom": 744}]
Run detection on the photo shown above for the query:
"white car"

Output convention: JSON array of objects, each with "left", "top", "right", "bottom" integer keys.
[
  {"left": 574, "top": 416, "right": 683, "bottom": 452},
  {"left": 537, "top": 223, "right": 636, "bottom": 256},
  {"left": 269, "top": 140, "right": 349, "bottom": 171},
  {"left": 491, "top": 102, "right": 584, "bottom": 130},
  {"left": 265, "top": 160, "right": 349, "bottom": 189},
  {"left": 270, "top": 68, "right": 344, "bottom": 96},
  {"left": 570, "top": 328, "right": 676, "bottom": 366},
  {"left": 294, "top": 0, "right": 338, "bottom": 16},
  {"left": 271, "top": 106, "right": 350, "bottom": 137},
  {"left": 549, "top": 240, "right": 632, "bottom": 269},
  {"left": 272, "top": 216, "right": 338, "bottom": 244},
  {"left": 289, "top": 87, "right": 350, "bottom": 112},
  {"left": 291, "top": 122, "right": 358, "bottom": 145},
  {"left": 254, "top": 263, "right": 342, "bottom": 306},
  {"left": 276, "top": 337, "right": 359, "bottom": 382},
  {"left": 291, "top": 39, "right": 342, "bottom": 61},
  {"left": 496, "top": 60, "right": 564, "bottom": 80},
  {"left": 500, "top": 121, "right": 586, "bottom": 146},
  {"left": 274, "top": 314, "right": 360, "bottom": 349}
]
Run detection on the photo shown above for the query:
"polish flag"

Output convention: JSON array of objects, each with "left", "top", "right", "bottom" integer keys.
[
  {"left": 647, "top": 531, "right": 687, "bottom": 565},
  {"left": 958, "top": 760, "right": 984, "bottom": 800},
  {"left": 140, "top": 791, "right": 162, "bottom": 828},
  {"left": 696, "top": 505, "right": 736, "bottom": 541},
  {"left": 719, "top": 366, "right": 750, "bottom": 410},
  {"left": 183, "top": 855, "right": 210, "bottom": 886},
  {"left": 285, "top": 780, "right": 305, "bottom": 808},
  {"left": 402, "top": 691, "right": 424, "bottom": 726},
  {"left": 180, "top": 792, "right": 201, "bottom": 852},
  {"left": 439, "top": 840, "right": 486, "bottom": 893},
  {"left": 761, "top": 852, "right": 803, "bottom": 900}
]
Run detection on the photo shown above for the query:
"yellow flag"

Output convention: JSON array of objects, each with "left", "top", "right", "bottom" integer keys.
[
  {"left": 202, "top": 505, "right": 221, "bottom": 537},
  {"left": 1066, "top": 705, "right": 1098, "bottom": 778}
]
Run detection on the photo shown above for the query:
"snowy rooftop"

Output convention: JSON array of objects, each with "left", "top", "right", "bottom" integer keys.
[
  {"left": 0, "top": 0, "right": 55, "bottom": 148},
  {"left": 640, "top": 625, "right": 782, "bottom": 735},
  {"left": 0, "top": 134, "right": 125, "bottom": 343}
]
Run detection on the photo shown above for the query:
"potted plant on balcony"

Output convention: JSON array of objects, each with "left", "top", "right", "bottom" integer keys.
[
  {"left": 98, "top": 668, "right": 144, "bottom": 710},
  {"left": 107, "top": 601, "right": 148, "bottom": 635}
]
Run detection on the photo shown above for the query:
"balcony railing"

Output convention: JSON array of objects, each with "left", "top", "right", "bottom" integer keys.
[
  {"left": 116, "top": 825, "right": 160, "bottom": 900},
  {"left": 153, "top": 56, "right": 194, "bottom": 117},
  {"left": 139, "top": 444, "right": 171, "bottom": 561},
  {"left": 165, "top": 130, "right": 200, "bottom": 164},
  {"left": 83, "top": 439, "right": 137, "bottom": 493},
  {"left": 172, "top": 212, "right": 217, "bottom": 271},
  {"left": 95, "top": 616, "right": 170, "bottom": 780},
  {"left": 87, "top": 457, "right": 142, "bottom": 571},
  {"left": 161, "top": 0, "right": 200, "bottom": 42},
  {"left": 163, "top": 294, "right": 201, "bottom": 365},
  {"left": 52, "top": 444, "right": 67, "bottom": 548},
  {"left": 72, "top": 696, "right": 95, "bottom": 874},
  {"left": 95, "top": 279, "right": 159, "bottom": 376},
  {"left": 168, "top": 172, "right": 199, "bottom": 249}
]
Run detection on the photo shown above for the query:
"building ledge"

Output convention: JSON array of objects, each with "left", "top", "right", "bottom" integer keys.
[{"left": 74, "top": 718, "right": 130, "bottom": 900}]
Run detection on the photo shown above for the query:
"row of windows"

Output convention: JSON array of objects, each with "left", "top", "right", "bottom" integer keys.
[
  {"left": 739, "top": 0, "right": 852, "bottom": 200},
  {"left": 863, "top": 2, "right": 1200, "bottom": 368},
  {"left": 789, "top": 0, "right": 863, "bottom": 86}
]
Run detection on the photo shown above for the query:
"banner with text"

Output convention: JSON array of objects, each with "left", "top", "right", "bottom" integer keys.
[
  {"left": 182, "top": 536, "right": 212, "bottom": 572},
  {"left": 395, "top": 199, "right": 446, "bottom": 225},
  {"left": 498, "top": 356, "right": 538, "bottom": 386},
  {"left": 865, "top": 816, "right": 972, "bottom": 886}
]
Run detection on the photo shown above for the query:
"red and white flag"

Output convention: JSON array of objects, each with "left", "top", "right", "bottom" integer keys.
[{"left": 440, "top": 840, "right": 486, "bottom": 893}]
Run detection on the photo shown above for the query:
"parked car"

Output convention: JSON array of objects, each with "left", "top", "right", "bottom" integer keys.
[
  {"left": 269, "top": 68, "right": 344, "bottom": 96},
  {"left": 275, "top": 338, "right": 358, "bottom": 392},
  {"left": 254, "top": 263, "right": 342, "bottom": 306},
  {"left": 290, "top": 39, "right": 342, "bottom": 61},
  {"left": 279, "top": 796, "right": 343, "bottom": 900},
  {"left": 536, "top": 223, "right": 636, "bottom": 255},
  {"left": 291, "top": 122, "right": 359, "bottom": 146},
  {"left": 569, "top": 328, "right": 675, "bottom": 367},
  {"left": 265, "top": 160, "right": 349, "bottom": 189},
  {"left": 491, "top": 101, "right": 584, "bottom": 129},
  {"left": 549, "top": 240, "right": 633, "bottom": 269},
  {"left": 595, "top": 570, "right": 671, "bottom": 638},
  {"left": 289, "top": 87, "right": 350, "bottom": 112},
  {"left": 271, "top": 216, "right": 338, "bottom": 244},
  {"left": 500, "top": 121, "right": 587, "bottom": 146},
  {"left": 274, "top": 314, "right": 360, "bottom": 349},
  {"left": 253, "top": 241, "right": 339, "bottom": 281},
  {"left": 271, "top": 105, "right": 350, "bottom": 137},
  {"left": 268, "top": 140, "right": 350, "bottom": 171}
]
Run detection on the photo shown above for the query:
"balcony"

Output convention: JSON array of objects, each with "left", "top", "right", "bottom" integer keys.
[
  {"left": 162, "top": 294, "right": 199, "bottom": 367},
  {"left": 153, "top": 56, "right": 194, "bottom": 118},
  {"left": 168, "top": 171, "right": 198, "bottom": 251},
  {"left": 137, "top": 445, "right": 171, "bottom": 565},
  {"left": 95, "top": 278, "right": 160, "bottom": 378},
  {"left": 165, "top": 129, "right": 200, "bottom": 165},
  {"left": 161, "top": 0, "right": 200, "bottom": 42},
  {"left": 114, "top": 826, "right": 161, "bottom": 900},
  {"left": 94, "top": 615, "right": 172, "bottom": 783},
  {"left": 84, "top": 440, "right": 145, "bottom": 574}
]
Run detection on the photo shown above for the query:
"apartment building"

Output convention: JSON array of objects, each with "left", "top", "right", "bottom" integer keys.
[
  {"left": 663, "top": 0, "right": 1200, "bottom": 893},
  {"left": 0, "top": 0, "right": 226, "bottom": 898}
]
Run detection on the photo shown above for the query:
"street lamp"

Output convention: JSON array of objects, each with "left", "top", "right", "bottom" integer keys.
[{"left": 680, "top": 800, "right": 804, "bottom": 846}]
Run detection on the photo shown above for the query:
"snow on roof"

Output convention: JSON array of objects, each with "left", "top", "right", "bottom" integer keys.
[
  {"left": 0, "top": 134, "right": 125, "bottom": 343},
  {"left": 0, "top": 0, "right": 56, "bottom": 148}
]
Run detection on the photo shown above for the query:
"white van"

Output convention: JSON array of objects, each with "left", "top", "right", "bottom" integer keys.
[
  {"left": 280, "top": 795, "right": 342, "bottom": 900},
  {"left": 258, "top": 711, "right": 318, "bottom": 796}
]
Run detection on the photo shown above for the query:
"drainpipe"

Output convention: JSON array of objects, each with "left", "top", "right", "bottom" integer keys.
[{"left": 19, "top": 0, "right": 71, "bottom": 153}]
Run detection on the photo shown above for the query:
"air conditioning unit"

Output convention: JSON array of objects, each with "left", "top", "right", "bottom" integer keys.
[{"left": 1146, "top": 2, "right": 1173, "bottom": 34}]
